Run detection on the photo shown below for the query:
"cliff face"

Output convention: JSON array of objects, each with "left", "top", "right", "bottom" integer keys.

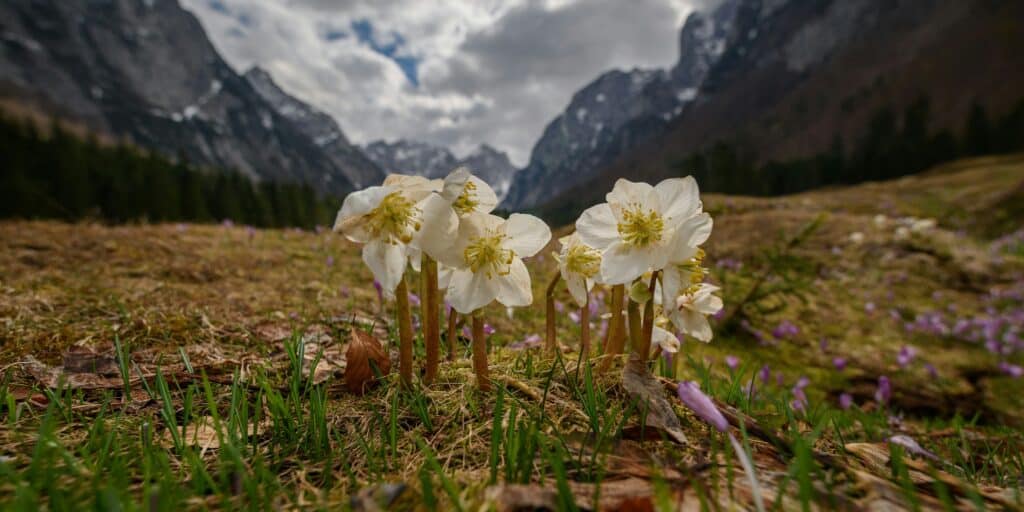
[
  {"left": 0, "top": 0, "right": 372, "bottom": 195},
  {"left": 506, "top": 0, "right": 1024, "bottom": 215}
]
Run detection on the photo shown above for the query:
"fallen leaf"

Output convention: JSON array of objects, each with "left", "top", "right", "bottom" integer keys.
[
  {"left": 621, "top": 355, "right": 687, "bottom": 445},
  {"left": 345, "top": 330, "right": 391, "bottom": 394},
  {"left": 62, "top": 345, "right": 119, "bottom": 375}
]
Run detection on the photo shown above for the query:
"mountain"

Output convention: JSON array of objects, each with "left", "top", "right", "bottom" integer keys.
[
  {"left": 506, "top": 0, "right": 1024, "bottom": 215},
  {"left": 501, "top": 0, "right": 740, "bottom": 210},
  {"left": 243, "top": 67, "right": 382, "bottom": 189},
  {"left": 0, "top": 0, "right": 370, "bottom": 196},
  {"left": 363, "top": 140, "right": 518, "bottom": 201}
]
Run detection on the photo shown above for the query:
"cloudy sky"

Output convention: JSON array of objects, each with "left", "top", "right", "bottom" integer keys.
[{"left": 181, "top": 0, "right": 706, "bottom": 166}]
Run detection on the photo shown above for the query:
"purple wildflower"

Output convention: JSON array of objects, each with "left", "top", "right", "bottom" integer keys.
[
  {"left": 865, "top": 302, "right": 876, "bottom": 314},
  {"left": 897, "top": 345, "right": 917, "bottom": 369},
  {"left": 554, "top": 301, "right": 565, "bottom": 313},
  {"left": 508, "top": 334, "right": 542, "bottom": 350},
  {"left": 725, "top": 355, "right": 740, "bottom": 370},
  {"left": 838, "top": 393, "right": 853, "bottom": 410},
  {"left": 999, "top": 362, "right": 1023, "bottom": 378},
  {"left": 339, "top": 286, "right": 350, "bottom": 298},
  {"left": 326, "top": 255, "right": 335, "bottom": 267},
  {"left": 568, "top": 311, "right": 581, "bottom": 324},
  {"left": 758, "top": 365, "right": 771, "bottom": 384},
  {"left": 483, "top": 323, "right": 496, "bottom": 336},
  {"left": 772, "top": 320, "right": 800, "bottom": 340},
  {"left": 875, "top": 376, "right": 892, "bottom": 404},
  {"left": 677, "top": 381, "right": 729, "bottom": 433},
  {"left": 222, "top": 219, "right": 234, "bottom": 228},
  {"left": 888, "top": 434, "right": 939, "bottom": 461},
  {"left": 924, "top": 363, "right": 939, "bottom": 378},
  {"left": 408, "top": 293, "right": 421, "bottom": 308},
  {"left": 833, "top": 357, "right": 848, "bottom": 371},
  {"left": 819, "top": 338, "right": 829, "bottom": 352}
]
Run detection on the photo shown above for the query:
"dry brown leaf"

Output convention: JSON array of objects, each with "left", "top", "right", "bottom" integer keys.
[
  {"left": 621, "top": 355, "right": 687, "bottom": 445},
  {"left": 484, "top": 478, "right": 659, "bottom": 512},
  {"left": 62, "top": 344, "right": 119, "bottom": 375},
  {"left": 345, "top": 329, "right": 391, "bottom": 394}
]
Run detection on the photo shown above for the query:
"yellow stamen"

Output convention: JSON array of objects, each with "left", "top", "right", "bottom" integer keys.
[
  {"left": 565, "top": 243, "right": 601, "bottom": 278},
  {"left": 617, "top": 205, "right": 665, "bottom": 247},
  {"left": 366, "top": 192, "right": 419, "bottom": 243},
  {"left": 464, "top": 232, "right": 513, "bottom": 278},
  {"left": 452, "top": 181, "right": 479, "bottom": 215}
]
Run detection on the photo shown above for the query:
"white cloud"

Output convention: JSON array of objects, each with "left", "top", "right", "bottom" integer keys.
[{"left": 181, "top": 0, "right": 701, "bottom": 166}]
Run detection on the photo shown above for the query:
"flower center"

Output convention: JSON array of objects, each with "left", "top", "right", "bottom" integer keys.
[
  {"left": 565, "top": 244, "right": 601, "bottom": 278},
  {"left": 452, "top": 181, "right": 479, "bottom": 215},
  {"left": 617, "top": 206, "right": 664, "bottom": 247},
  {"left": 366, "top": 192, "right": 419, "bottom": 243},
  {"left": 463, "top": 232, "right": 514, "bottom": 277}
]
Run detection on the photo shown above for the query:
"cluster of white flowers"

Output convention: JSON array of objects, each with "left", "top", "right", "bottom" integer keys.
[
  {"left": 334, "top": 168, "right": 550, "bottom": 311},
  {"left": 333, "top": 170, "right": 719, "bottom": 386}
]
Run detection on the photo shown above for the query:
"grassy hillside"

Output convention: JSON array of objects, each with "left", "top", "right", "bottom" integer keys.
[{"left": 1, "top": 155, "right": 1022, "bottom": 509}]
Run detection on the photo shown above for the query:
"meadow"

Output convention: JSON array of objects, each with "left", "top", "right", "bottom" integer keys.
[{"left": 1, "top": 154, "right": 1023, "bottom": 510}]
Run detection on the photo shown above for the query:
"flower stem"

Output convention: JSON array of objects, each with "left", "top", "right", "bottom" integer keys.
[
  {"left": 598, "top": 284, "right": 625, "bottom": 373},
  {"left": 580, "top": 293, "right": 591, "bottom": 358},
  {"left": 395, "top": 277, "right": 414, "bottom": 388},
  {"left": 627, "top": 298, "right": 642, "bottom": 356},
  {"left": 447, "top": 308, "right": 458, "bottom": 361},
  {"left": 471, "top": 312, "right": 491, "bottom": 391},
  {"left": 544, "top": 272, "right": 561, "bottom": 354},
  {"left": 639, "top": 271, "right": 659, "bottom": 361},
  {"left": 422, "top": 255, "right": 440, "bottom": 384}
]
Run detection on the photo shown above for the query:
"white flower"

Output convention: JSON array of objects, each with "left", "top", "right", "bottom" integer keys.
[
  {"left": 416, "top": 167, "right": 499, "bottom": 266},
  {"left": 434, "top": 212, "right": 551, "bottom": 314},
  {"left": 659, "top": 214, "right": 713, "bottom": 306},
  {"left": 333, "top": 174, "right": 457, "bottom": 294},
  {"left": 849, "top": 232, "right": 865, "bottom": 244},
  {"left": 668, "top": 283, "right": 723, "bottom": 342},
  {"left": 576, "top": 177, "right": 703, "bottom": 285},
  {"left": 652, "top": 325, "right": 681, "bottom": 353},
  {"left": 556, "top": 233, "right": 602, "bottom": 307},
  {"left": 438, "top": 167, "right": 499, "bottom": 217}
]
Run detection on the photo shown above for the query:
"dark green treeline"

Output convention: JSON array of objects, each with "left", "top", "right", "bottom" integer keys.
[{"left": 0, "top": 114, "right": 341, "bottom": 228}]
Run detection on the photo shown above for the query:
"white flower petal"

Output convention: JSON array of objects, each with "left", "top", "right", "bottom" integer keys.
[
  {"left": 416, "top": 193, "right": 459, "bottom": 260},
  {"left": 576, "top": 203, "right": 619, "bottom": 250},
  {"left": 694, "top": 293, "right": 723, "bottom": 316},
  {"left": 564, "top": 272, "right": 590, "bottom": 308},
  {"left": 652, "top": 326, "right": 680, "bottom": 353},
  {"left": 656, "top": 176, "right": 701, "bottom": 224},
  {"left": 383, "top": 174, "right": 434, "bottom": 202},
  {"left": 469, "top": 176, "right": 498, "bottom": 214},
  {"left": 670, "top": 213, "right": 713, "bottom": 259},
  {"left": 661, "top": 263, "right": 684, "bottom": 307},
  {"left": 437, "top": 265, "right": 454, "bottom": 290},
  {"left": 503, "top": 214, "right": 551, "bottom": 258},
  {"left": 677, "top": 309, "right": 713, "bottom": 342},
  {"left": 495, "top": 258, "right": 533, "bottom": 307},
  {"left": 407, "top": 245, "right": 422, "bottom": 272},
  {"left": 439, "top": 167, "right": 471, "bottom": 202},
  {"left": 446, "top": 268, "right": 500, "bottom": 314},
  {"left": 334, "top": 186, "right": 389, "bottom": 243},
  {"left": 363, "top": 240, "right": 407, "bottom": 294},
  {"left": 600, "top": 241, "right": 666, "bottom": 285},
  {"left": 606, "top": 179, "right": 657, "bottom": 222}
]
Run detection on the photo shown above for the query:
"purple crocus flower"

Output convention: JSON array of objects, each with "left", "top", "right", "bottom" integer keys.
[
  {"left": 408, "top": 293, "right": 421, "bottom": 308},
  {"left": 875, "top": 376, "right": 892, "bottom": 404},
  {"left": 222, "top": 219, "right": 234, "bottom": 228},
  {"left": 725, "top": 355, "right": 740, "bottom": 370},
  {"left": 568, "top": 311, "right": 581, "bottom": 324},
  {"left": 554, "top": 301, "right": 565, "bottom": 313},
  {"left": 865, "top": 302, "right": 876, "bottom": 314},
  {"left": 896, "top": 345, "right": 917, "bottom": 369},
  {"left": 508, "top": 334, "right": 542, "bottom": 350},
  {"left": 483, "top": 323, "right": 496, "bottom": 336},
  {"left": 677, "top": 381, "right": 729, "bottom": 433},
  {"left": 326, "top": 255, "right": 335, "bottom": 267},
  {"left": 759, "top": 365, "right": 771, "bottom": 384},
  {"left": 999, "top": 362, "right": 1023, "bottom": 378},
  {"left": 838, "top": 393, "right": 854, "bottom": 410},
  {"left": 924, "top": 363, "right": 938, "bottom": 378},
  {"left": 588, "top": 299, "right": 600, "bottom": 317},
  {"left": 888, "top": 434, "right": 939, "bottom": 461},
  {"left": 819, "top": 338, "right": 829, "bottom": 352},
  {"left": 772, "top": 320, "right": 800, "bottom": 340},
  {"left": 833, "top": 357, "right": 848, "bottom": 371},
  {"left": 462, "top": 325, "right": 471, "bottom": 339}
]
